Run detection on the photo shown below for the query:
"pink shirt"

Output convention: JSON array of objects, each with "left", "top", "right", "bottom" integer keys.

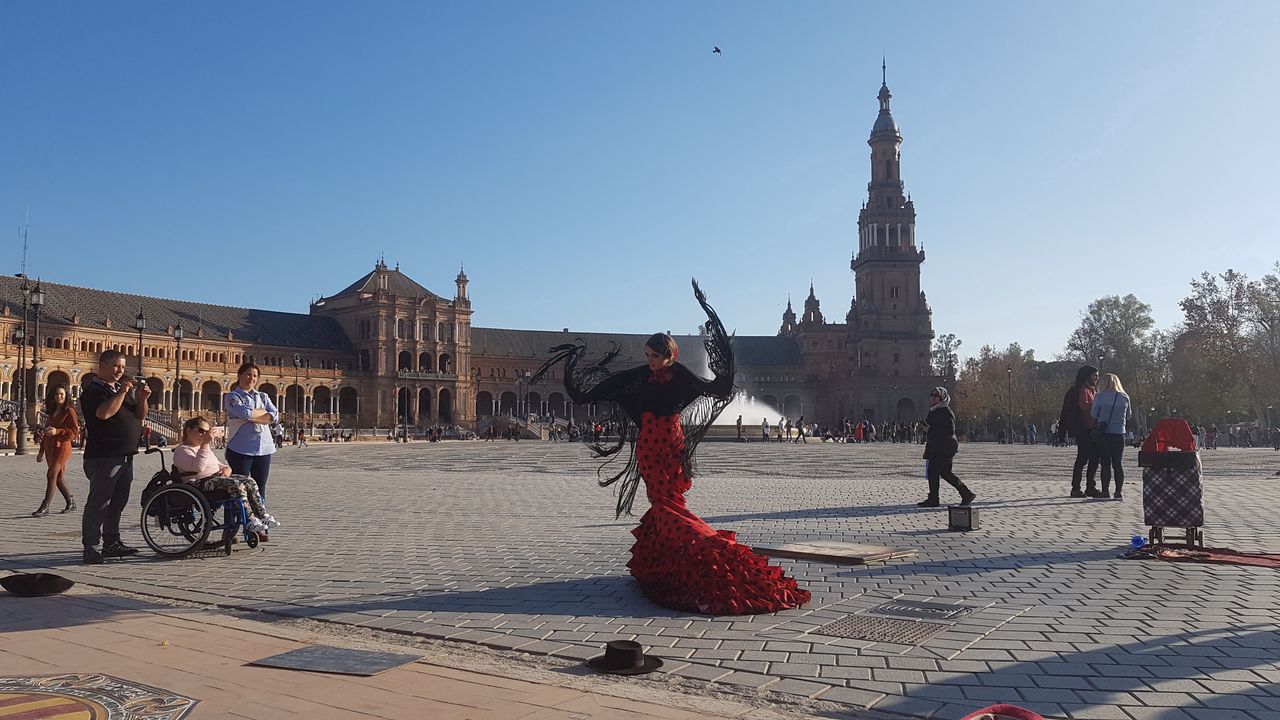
[{"left": 173, "top": 444, "right": 228, "bottom": 479}]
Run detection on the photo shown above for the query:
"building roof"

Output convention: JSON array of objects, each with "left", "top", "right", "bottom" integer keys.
[
  {"left": 327, "top": 261, "right": 437, "bottom": 300},
  {"left": 471, "top": 327, "right": 803, "bottom": 367},
  {"left": 0, "top": 275, "right": 352, "bottom": 351}
]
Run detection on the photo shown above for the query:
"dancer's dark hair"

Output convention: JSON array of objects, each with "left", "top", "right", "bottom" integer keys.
[{"left": 645, "top": 333, "right": 678, "bottom": 361}]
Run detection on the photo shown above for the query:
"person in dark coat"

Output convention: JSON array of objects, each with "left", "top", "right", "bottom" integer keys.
[
  {"left": 918, "top": 387, "right": 975, "bottom": 507},
  {"left": 1058, "top": 364, "right": 1100, "bottom": 498}
]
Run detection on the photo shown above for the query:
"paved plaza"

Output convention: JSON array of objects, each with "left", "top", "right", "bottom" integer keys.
[{"left": 3, "top": 440, "right": 1280, "bottom": 720}]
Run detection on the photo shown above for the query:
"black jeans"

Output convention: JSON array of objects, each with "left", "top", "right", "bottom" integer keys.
[
  {"left": 82, "top": 454, "right": 134, "bottom": 549},
  {"left": 1097, "top": 433, "right": 1126, "bottom": 493},
  {"left": 926, "top": 456, "right": 970, "bottom": 500},
  {"left": 225, "top": 450, "right": 273, "bottom": 499},
  {"left": 1072, "top": 432, "right": 1100, "bottom": 492}
]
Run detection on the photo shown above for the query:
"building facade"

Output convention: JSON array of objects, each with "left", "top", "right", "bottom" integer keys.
[{"left": 0, "top": 76, "right": 940, "bottom": 434}]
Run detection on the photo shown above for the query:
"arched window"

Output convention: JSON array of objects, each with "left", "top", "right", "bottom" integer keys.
[{"left": 396, "top": 318, "right": 405, "bottom": 339}]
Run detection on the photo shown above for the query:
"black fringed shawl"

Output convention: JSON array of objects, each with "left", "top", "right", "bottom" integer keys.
[{"left": 530, "top": 280, "right": 735, "bottom": 518}]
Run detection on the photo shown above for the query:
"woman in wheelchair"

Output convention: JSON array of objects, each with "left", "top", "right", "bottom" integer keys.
[{"left": 173, "top": 417, "right": 280, "bottom": 537}]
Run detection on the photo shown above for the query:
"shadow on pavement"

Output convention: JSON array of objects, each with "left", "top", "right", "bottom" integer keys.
[
  {"left": 275, "top": 576, "right": 705, "bottom": 620},
  {"left": 0, "top": 591, "right": 155, "bottom": 633},
  {"left": 876, "top": 624, "right": 1280, "bottom": 719}
]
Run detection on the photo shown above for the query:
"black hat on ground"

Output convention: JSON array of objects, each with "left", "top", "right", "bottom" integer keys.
[
  {"left": 586, "top": 640, "right": 663, "bottom": 675},
  {"left": 1, "top": 573, "right": 75, "bottom": 597}
]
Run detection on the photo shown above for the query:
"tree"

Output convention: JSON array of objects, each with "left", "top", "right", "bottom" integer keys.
[
  {"left": 1063, "top": 294, "right": 1158, "bottom": 417},
  {"left": 931, "top": 333, "right": 962, "bottom": 378},
  {"left": 1247, "top": 264, "right": 1280, "bottom": 415},
  {"left": 1176, "top": 269, "right": 1258, "bottom": 421}
]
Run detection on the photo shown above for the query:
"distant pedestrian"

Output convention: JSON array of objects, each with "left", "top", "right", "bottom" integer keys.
[
  {"left": 1058, "top": 365, "right": 1100, "bottom": 498},
  {"left": 917, "top": 387, "right": 975, "bottom": 508},
  {"left": 761, "top": 417, "right": 769, "bottom": 442},
  {"left": 1090, "top": 373, "right": 1133, "bottom": 499},
  {"left": 794, "top": 415, "right": 808, "bottom": 443},
  {"left": 736, "top": 414, "right": 743, "bottom": 442}
]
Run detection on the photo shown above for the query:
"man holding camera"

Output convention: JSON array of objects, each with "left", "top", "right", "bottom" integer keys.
[{"left": 80, "top": 349, "right": 151, "bottom": 564}]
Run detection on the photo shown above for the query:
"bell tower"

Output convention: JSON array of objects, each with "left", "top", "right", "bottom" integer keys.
[{"left": 849, "top": 63, "right": 934, "bottom": 377}]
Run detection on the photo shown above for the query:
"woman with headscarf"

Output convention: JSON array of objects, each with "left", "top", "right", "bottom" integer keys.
[
  {"left": 918, "top": 386, "right": 976, "bottom": 507},
  {"left": 534, "top": 280, "right": 809, "bottom": 615}
]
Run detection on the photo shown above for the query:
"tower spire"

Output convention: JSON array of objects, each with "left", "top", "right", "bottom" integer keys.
[{"left": 882, "top": 55, "right": 886, "bottom": 85}]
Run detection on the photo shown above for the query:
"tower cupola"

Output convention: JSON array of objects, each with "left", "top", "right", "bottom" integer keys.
[
  {"left": 779, "top": 297, "right": 797, "bottom": 335},
  {"left": 455, "top": 265, "right": 470, "bottom": 305},
  {"left": 802, "top": 283, "right": 824, "bottom": 325}
]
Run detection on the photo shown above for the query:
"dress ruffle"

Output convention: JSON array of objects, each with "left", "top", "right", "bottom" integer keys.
[{"left": 627, "top": 412, "right": 810, "bottom": 615}]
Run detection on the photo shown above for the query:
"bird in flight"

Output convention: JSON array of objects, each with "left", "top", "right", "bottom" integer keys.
[{"left": 712, "top": 46, "right": 721, "bottom": 55}]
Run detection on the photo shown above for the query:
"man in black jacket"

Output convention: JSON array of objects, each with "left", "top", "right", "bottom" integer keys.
[{"left": 80, "top": 350, "right": 151, "bottom": 564}]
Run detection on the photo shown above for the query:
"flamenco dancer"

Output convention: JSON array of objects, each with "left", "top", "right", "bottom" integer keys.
[{"left": 533, "top": 280, "right": 809, "bottom": 615}]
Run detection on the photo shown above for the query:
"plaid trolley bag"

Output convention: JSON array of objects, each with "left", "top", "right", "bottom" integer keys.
[{"left": 1138, "top": 418, "right": 1204, "bottom": 547}]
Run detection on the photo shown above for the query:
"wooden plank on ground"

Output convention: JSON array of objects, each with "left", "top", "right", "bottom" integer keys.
[{"left": 752, "top": 540, "right": 917, "bottom": 565}]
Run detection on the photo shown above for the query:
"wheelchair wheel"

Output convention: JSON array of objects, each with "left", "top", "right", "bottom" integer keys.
[
  {"left": 245, "top": 533, "right": 259, "bottom": 549},
  {"left": 141, "top": 484, "right": 212, "bottom": 558}
]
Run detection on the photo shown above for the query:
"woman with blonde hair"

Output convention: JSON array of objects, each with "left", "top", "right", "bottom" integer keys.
[{"left": 1090, "top": 373, "right": 1133, "bottom": 499}]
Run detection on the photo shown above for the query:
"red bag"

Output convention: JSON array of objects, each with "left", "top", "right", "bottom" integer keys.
[{"left": 1141, "top": 418, "right": 1197, "bottom": 453}]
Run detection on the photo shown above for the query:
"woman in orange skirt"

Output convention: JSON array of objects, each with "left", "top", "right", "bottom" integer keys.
[{"left": 33, "top": 384, "right": 78, "bottom": 516}]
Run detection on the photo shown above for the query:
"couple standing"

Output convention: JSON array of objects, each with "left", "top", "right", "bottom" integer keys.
[{"left": 1059, "top": 365, "right": 1133, "bottom": 499}]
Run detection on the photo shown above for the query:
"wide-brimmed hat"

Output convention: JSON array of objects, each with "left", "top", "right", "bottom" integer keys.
[
  {"left": 586, "top": 640, "right": 663, "bottom": 675},
  {"left": 1, "top": 573, "right": 74, "bottom": 597}
]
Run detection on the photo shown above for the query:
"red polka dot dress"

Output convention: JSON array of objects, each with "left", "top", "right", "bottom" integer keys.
[{"left": 622, "top": 373, "right": 810, "bottom": 615}]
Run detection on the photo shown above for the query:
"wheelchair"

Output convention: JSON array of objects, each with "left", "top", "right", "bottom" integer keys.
[{"left": 138, "top": 447, "right": 260, "bottom": 558}]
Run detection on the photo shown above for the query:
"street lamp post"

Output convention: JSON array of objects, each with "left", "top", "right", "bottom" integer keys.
[
  {"left": 13, "top": 322, "right": 27, "bottom": 455},
  {"left": 292, "top": 354, "right": 301, "bottom": 445},
  {"left": 1006, "top": 367, "right": 1013, "bottom": 444},
  {"left": 30, "top": 282, "right": 44, "bottom": 389},
  {"left": 28, "top": 280, "right": 44, "bottom": 438},
  {"left": 173, "top": 324, "right": 184, "bottom": 413},
  {"left": 134, "top": 309, "right": 146, "bottom": 377}
]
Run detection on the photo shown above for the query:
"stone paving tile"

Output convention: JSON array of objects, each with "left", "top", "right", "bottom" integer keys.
[
  {"left": 5, "top": 443, "right": 1280, "bottom": 719},
  {"left": 716, "top": 671, "right": 779, "bottom": 690},
  {"left": 670, "top": 664, "right": 733, "bottom": 682},
  {"left": 1059, "top": 704, "right": 1134, "bottom": 719}
]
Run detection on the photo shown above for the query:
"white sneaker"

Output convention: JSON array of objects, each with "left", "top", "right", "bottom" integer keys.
[
  {"left": 261, "top": 514, "right": 281, "bottom": 529},
  {"left": 246, "top": 517, "right": 268, "bottom": 533}
]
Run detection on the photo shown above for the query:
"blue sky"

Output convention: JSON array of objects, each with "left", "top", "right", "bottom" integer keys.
[{"left": 2, "top": 1, "right": 1277, "bottom": 360}]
